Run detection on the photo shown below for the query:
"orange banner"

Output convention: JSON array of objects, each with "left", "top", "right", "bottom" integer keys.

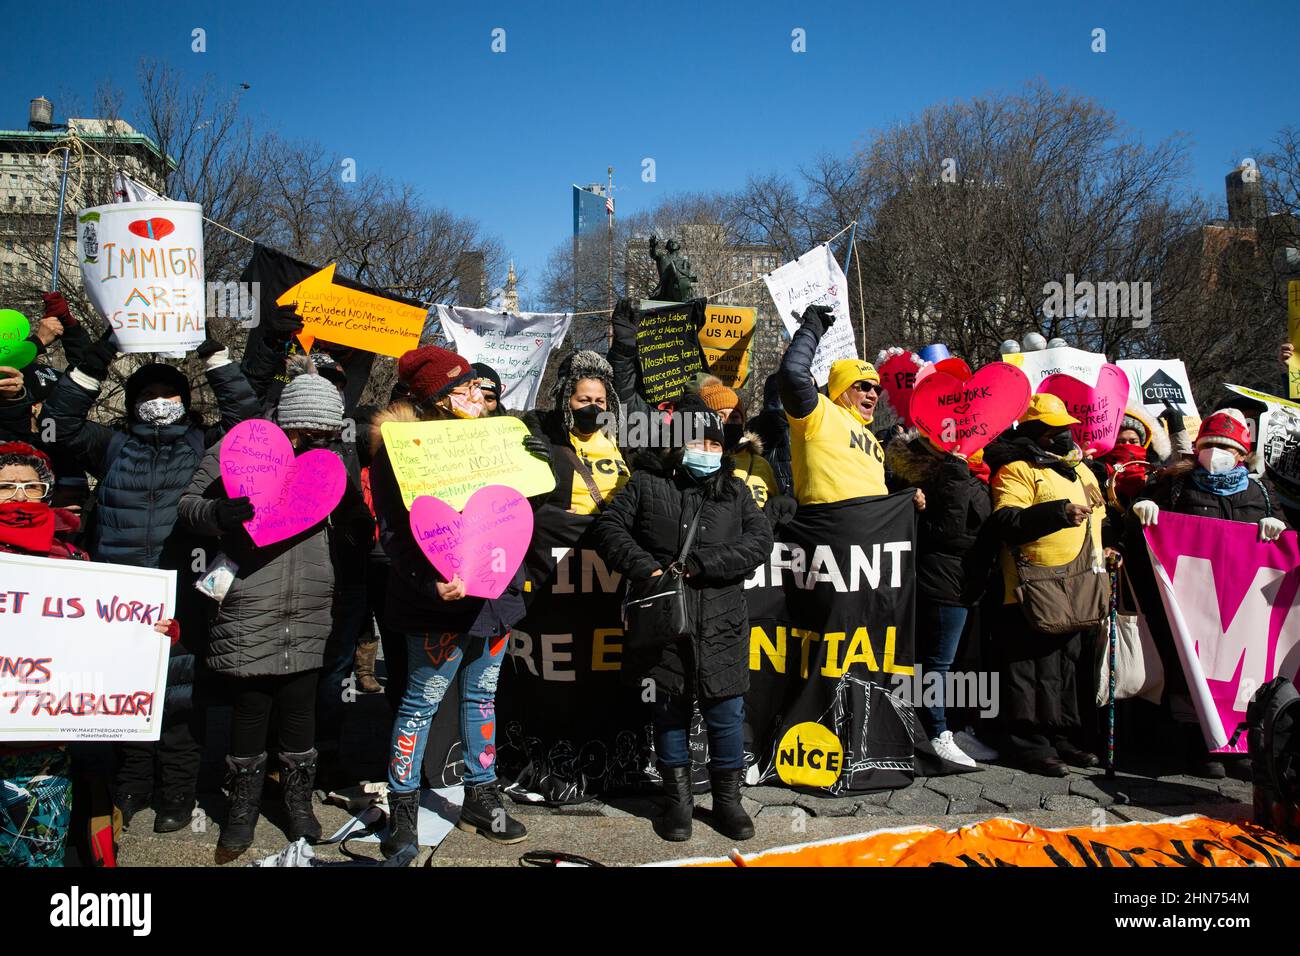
[{"left": 675, "top": 816, "right": 1300, "bottom": 868}]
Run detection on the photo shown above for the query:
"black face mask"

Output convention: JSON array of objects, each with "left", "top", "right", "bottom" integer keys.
[
  {"left": 297, "top": 437, "right": 334, "bottom": 454},
  {"left": 723, "top": 423, "right": 745, "bottom": 449},
  {"left": 571, "top": 404, "right": 604, "bottom": 434},
  {"left": 1046, "top": 430, "right": 1074, "bottom": 456}
]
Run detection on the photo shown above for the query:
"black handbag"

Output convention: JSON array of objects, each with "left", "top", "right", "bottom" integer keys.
[{"left": 621, "top": 502, "right": 704, "bottom": 653}]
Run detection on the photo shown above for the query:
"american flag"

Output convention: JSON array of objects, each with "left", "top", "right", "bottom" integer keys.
[{"left": 605, "top": 193, "right": 614, "bottom": 216}]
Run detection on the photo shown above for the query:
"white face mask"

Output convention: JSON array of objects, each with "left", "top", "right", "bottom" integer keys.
[
  {"left": 1198, "top": 447, "right": 1238, "bottom": 475},
  {"left": 135, "top": 397, "right": 186, "bottom": 426}
]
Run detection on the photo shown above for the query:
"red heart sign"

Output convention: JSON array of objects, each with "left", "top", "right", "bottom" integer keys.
[
  {"left": 127, "top": 217, "right": 175, "bottom": 241},
  {"left": 877, "top": 351, "right": 922, "bottom": 427},
  {"left": 911, "top": 363, "right": 1032, "bottom": 456}
]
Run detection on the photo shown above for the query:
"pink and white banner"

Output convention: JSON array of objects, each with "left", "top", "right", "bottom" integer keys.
[{"left": 1145, "top": 512, "right": 1300, "bottom": 752}]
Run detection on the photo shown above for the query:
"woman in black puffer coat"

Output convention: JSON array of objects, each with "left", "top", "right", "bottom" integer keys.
[{"left": 593, "top": 394, "right": 772, "bottom": 843}]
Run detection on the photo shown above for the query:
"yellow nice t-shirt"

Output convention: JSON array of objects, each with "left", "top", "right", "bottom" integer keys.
[
  {"left": 732, "top": 448, "right": 778, "bottom": 509},
  {"left": 992, "top": 459, "right": 1106, "bottom": 604},
  {"left": 788, "top": 394, "right": 887, "bottom": 505},
  {"left": 569, "top": 429, "right": 630, "bottom": 515}
]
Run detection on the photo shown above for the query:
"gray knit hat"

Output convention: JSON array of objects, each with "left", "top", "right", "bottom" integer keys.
[{"left": 276, "top": 363, "right": 344, "bottom": 432}]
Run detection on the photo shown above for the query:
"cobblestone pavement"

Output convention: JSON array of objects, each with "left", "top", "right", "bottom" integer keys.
[{"left": 110, "top": 685, "right": 1256, "bottom": 866}]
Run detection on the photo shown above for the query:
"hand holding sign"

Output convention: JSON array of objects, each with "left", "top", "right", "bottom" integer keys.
[
  {"left": 911, "top": 363, "right": 1031, "bottom": 456},
  {"left": 219, "top": 419, "right": 346, "bottom": 547},
  {"left": 409, "top": 485, "right": 533, "bottom": 599},
  {"left": 1038, "top": 364, "right": 1130, "bottom": 456}
]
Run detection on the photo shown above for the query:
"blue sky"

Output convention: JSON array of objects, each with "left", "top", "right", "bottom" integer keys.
[{"left": 4, "top": 0, "right": 1297, "bottom": 303}]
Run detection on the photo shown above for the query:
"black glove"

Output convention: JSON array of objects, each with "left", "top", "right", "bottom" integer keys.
[
  {"left": 1158, "top": 400, "right": 1185, "bottom": 434},
  {"left": 214, "top": 496, "right": 256, "bottom": 533},
  {"left": 266, "top": 304, "right": 305, "bottom": 338},
  {"left": 195, "top": 337, "right": 225, "bottom": 360},
  {"left": 611, "top": 298, "right": 637, "bottom": 348},
  {"left": 765, "top": 494, "right": 798, "bottom": 529},
  {"left": 798, "top": 304, "right": 836, "bottom": 335},
  {"left": 523, "top": 435, "right": 552, "bottom": 464},
  {"left": 77, "top": 328, "right": 120, "bottom": 381}
]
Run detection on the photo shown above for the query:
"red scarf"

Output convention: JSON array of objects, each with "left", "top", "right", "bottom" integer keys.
[
  {"left": 1098, "top": 442, "right": 1151, "bottom": 499},
  {"left": 0, "top": 501, "right": 56, "bottom": 554}
]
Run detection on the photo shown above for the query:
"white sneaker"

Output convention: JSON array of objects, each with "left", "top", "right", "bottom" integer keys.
[
  {"left": 931, "top": 731, "right": 977, "bottom": 768},
  {"left": 953, "top": 728, "right": 1000, "bottom": 762}
]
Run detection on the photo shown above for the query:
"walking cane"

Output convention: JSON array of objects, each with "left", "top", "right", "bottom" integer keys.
[{"left": 1105, "top": 565, "right": 1119, "bottom": 779}]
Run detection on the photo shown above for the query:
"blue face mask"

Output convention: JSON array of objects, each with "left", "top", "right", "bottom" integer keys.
[{"left": 682, "top": 448, "right": 722, "bottom": 477}]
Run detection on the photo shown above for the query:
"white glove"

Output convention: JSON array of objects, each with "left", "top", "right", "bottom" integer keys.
[
  {"left": 1259, "top": 517, "right": 1286, "bottom": 542},
  {"left": 1131, "top": 500, "right": 1159, "bottom": 526}
]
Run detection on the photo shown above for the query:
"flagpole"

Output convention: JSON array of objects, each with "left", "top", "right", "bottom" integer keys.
[
  {"left": 606, "top": 166, "right": 614, "bottom": 316},
  {"left": 50, "top": 142, "right": 72, "bottom": 291}
]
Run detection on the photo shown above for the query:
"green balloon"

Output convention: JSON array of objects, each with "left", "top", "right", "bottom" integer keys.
[{"left": 0, "top": 309, "right": 35, "bottom": 370}]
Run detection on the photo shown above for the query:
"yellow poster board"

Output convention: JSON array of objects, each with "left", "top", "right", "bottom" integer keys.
[
  {"left": 276, "top": 263, "right": 426, "bottom": 357},
  {"left": 379, "top": 416, "right": 555, "bottom": 510},
  {"left": 698, "top": 304, "right": 756, "bottom": 387}
]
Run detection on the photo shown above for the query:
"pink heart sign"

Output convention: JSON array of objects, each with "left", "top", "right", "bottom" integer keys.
[
  {"left": 409, "top": 485, "right": 533, "bottom": 599},
  {"left": 877, "top": 351, "right": 922, "bottom": 427},
  {"left": 1038, "top": 364, "right": 1131, "bottom": 456},
  {"left": 911, "top": 362, "right": 1032, "bottom": 456},
  {"left": 219, "top": 419, "right": 347, "bottom": 547}
]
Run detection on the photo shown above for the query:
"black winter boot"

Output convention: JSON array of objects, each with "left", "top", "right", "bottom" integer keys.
[
  {"left": 458, "top": 781, "right": 528, "bottom": 844},
  {"left": 280, "top": 749, "right": 322, "bottom": 843},
  {"left": 153, "top": 789, "right": 196, "bottom": 834},
  {"left": 656, "top": 764, "right": 693, "bottom": 842},
  {"left": 381, "top": 788, "right": 421, "bottom": 859},
  {"left": 708, "top": 768, "right": 754, "bottom": 840},
  {"left": 218, "top": 753, "right": 267, "bottom": 854}
]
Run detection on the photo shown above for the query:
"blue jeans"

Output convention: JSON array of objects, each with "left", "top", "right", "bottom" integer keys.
[
  {"left": 918, "top": 603, "right": 969, "bottom": 737},
  {"left": 387, "top": 631, "right": 507, "bottom": 793},
  {"left": 652, "top": 692, "right": 745, "bottom": 771}
]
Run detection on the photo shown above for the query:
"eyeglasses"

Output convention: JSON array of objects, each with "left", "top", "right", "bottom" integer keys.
[{"left": 0, "top": 481, "right": 51, "bottom": 501}]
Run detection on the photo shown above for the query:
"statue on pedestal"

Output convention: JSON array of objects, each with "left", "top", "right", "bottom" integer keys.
[{"left": 648, "top": 234, "right": 696, "bottom": 302}]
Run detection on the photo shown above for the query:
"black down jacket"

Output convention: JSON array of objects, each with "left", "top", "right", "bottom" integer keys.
[
  {"left": 178, "top": 442, "right": 375, "bottom": 678},
  {"left": 593, "top": 448, "right": 773, "bottom": 700},
  {"left": 1139, "top": 460, "right": 1278, "bottom": 524},
  {"left": 885, "top": 434, "right": 992, "bottom": 606}
]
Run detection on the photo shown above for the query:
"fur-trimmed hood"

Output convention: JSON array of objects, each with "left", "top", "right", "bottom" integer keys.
[
  {"left": 884, "top": 431, "right": 945, "bottom": 485},
  {"left": 369, "top": 400, "right": 420, "bottom": 458},
  {"left": 549, "top": 350, "right": 622, "bottom": 439},
  {"left": 732, "top": 430, "right": 763, "bottom": 457}
]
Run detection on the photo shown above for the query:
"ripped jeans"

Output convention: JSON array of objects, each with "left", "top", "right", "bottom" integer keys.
[{"left": 386, "top": 630, "right": 507, "bottom": 793}]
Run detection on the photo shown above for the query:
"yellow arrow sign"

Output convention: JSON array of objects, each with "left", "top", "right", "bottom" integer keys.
[{"left": 275, "top": 263, "right": 425, "bottom": 357}]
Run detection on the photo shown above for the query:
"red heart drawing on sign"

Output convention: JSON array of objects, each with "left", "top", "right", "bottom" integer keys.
[
  {"left": 127, "top": 217, "right": 175, "bottom": 241},
  {"left": 911, "top": 363, "right": 1032, "bottom": 456}
]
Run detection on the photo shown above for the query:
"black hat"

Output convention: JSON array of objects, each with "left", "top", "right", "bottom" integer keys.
[
  {"left": 670, "top": 392, "right": 724, "bottom": 447},
  {"left": 124, "top": 363, "right": 191, "bottom": 415},
  {"left": 472, "top": 362, "right": 502, "bottom": 397}
]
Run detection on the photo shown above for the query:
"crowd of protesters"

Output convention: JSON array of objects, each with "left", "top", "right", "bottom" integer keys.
[{"left": 0, "top": 289, "right": 1290, "bottom": 865}]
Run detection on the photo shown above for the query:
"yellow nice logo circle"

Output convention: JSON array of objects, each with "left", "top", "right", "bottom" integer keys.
[{"left": 775, "top": 722, "right": 843, "bottom": 788}]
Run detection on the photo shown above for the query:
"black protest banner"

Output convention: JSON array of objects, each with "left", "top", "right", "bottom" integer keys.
[
  {"left": 497, "top": 505, "right": 658, "bottom": 801},
  {"left": 635, "top": 299, "right": 706, "bottom": 404},
  {"left": 240, "top": 243, "right": 424, "bottom": 411},
  {"left": 743, "top": 491, "right": 918, "bottom": 794},
  {"left": 496, "top": 491, "right": 920, "bottom": 803}
]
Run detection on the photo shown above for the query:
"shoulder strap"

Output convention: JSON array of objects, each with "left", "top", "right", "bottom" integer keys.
[
  {"left": 1170, "top": 475, "right": 1185, "bottom": 509},
  {"left": 676, "top": 499, "right": 705, "bottom": 564},
  {"left": 1250, "top": 475, "right": 1274, "bottom": 518},
  {"left": 561, "top": 447, "right": 605, "bottom": 509}
]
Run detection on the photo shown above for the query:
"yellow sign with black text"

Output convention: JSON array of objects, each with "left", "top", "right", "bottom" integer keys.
[
  {"left": 698, "top": 305, "right": 756, "bottom": 387},
  {"left": 775, "top": 721, "right": 843, "bottom": 788}
]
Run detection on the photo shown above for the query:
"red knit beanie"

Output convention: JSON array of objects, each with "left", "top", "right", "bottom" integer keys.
[{"left": 397, "top": 346, "right": 473, "bottom": 402}]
